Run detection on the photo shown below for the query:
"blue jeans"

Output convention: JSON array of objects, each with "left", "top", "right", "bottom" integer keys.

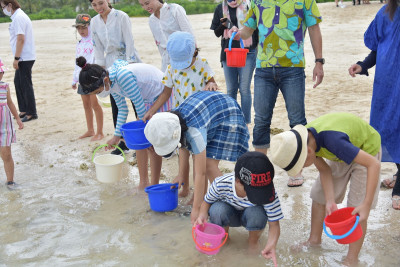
[
  {"left": 209, "top": 201, "right": 268, "bottom": 231},
  {"left": 222, "top": 49, "right": 256, "bottom": 124},
  {"left": 253, "top": 67, "right": 306, "bottom": 148}
]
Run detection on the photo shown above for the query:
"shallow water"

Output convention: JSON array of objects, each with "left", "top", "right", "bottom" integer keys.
[{"left": 1, "top": 143, "right": 399, "bottom": 266}]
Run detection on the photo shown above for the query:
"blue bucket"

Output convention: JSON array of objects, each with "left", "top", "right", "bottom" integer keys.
[
  {"left": 120, "top": 121, "right": 152, "bottom": 150},
  {"left": 144, "top": 183, "right": 179, "bottom": 212}
]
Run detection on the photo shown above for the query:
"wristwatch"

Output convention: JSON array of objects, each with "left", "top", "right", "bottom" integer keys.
[
  {"left": 14, "top": 57, "right": 20, "bottom": 60},
  {"left": 315, "top": 58, "right": 325, "bottom": 64}
]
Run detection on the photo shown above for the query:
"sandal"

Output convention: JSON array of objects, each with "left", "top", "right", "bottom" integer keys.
[
  {"left": 287, "top": 176, "right": 304, "bottom": 187},
  {"left": 381, "top": 175, "right": 397, "bottom": 189},
  {"left": 392, "top": 196, "right": 400, "bottom": 210}
]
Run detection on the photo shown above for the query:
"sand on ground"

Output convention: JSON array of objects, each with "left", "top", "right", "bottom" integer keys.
[{"left": 0, "top": 2, "right": 399, "bottom": 266}]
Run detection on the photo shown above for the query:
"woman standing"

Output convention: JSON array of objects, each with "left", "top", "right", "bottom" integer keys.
[
  {"left": 1, "top": 0, "right": 37, "bottom": 122},
  {"left": 89, "top": 0, "right": 141, "bottom": 154},
  {"left": 348, "top": 0, "right": 400, "bottom": 210},
  {"left": 210, "top": 0, "right": 257, "bottom": 125},
  {"left": 139, "top": 0, "right": 194, "bottom": 72}
]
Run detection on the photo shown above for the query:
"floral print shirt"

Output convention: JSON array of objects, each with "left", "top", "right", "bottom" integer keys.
[
  {"left": 244, "top": 0, "right": 322, "bottom": 68},
  {"left": 162, "top": 56, "right": 215, "bottom": 107}
]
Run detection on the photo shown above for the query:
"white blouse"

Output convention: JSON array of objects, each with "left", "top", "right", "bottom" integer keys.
[
  {"left": 149, "top": 3, "right": 194, "bottom": 71},
  {"left": 91, "top": 9, "right": 141, "bottom": 68},
  {"left": 72, "top": 35, "right": 94, "bottom": 85}
]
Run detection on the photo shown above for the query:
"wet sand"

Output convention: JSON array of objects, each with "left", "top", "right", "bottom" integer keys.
[{"left": 0, "top": 1, "right": 399, "bottom": 266}]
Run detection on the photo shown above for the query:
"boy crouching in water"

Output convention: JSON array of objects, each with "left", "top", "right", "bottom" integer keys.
[
  {"left": 270, "top": 112, "right": 381, "bottom": 266},
  {"left": 195, "top": 151, "right": 283, "bottom": 265}
]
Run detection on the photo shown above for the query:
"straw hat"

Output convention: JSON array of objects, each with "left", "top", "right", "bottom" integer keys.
[{"left": 269, "top": 125, "right": 308, "bottom": 177}]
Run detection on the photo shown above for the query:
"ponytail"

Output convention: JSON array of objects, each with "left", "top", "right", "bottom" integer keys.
[{"left": 76, "top": 56, "right": 107, "bottom": 94}]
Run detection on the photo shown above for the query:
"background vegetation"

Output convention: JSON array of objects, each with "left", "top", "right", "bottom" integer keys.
[{"left": 0, "top": 0, "right": 336, "bottom": 23}]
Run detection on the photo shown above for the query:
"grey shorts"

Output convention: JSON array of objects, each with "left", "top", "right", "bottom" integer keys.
[{"left": 310, "top": 149, "right": 381, "bottom": 209}]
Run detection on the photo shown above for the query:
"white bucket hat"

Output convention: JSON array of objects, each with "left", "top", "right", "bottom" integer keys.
[
  {"left": 269, "top": 125, "right": 308, "bottom": 177},
  {"left": 144, "top": 113, "right": 181, "bottom": 156}
]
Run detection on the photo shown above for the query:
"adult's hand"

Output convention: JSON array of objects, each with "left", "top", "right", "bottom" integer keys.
[
  {"left": 13, "top": 59, "right": 19, "bottom": 70},
  {"left": 313, "top": 63, "right": 324, "bottom": 88},
  {"left": 348, "top": 64, "right": 362, "bottom": 77}
]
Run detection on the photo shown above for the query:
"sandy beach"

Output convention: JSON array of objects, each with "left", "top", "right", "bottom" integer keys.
[{"left": 0, "top": 1, "right": 399, "bottom": 266}]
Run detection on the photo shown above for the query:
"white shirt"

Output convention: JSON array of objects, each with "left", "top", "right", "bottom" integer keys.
[
  {"left": 9, "top": 8, "right": 36, "bottom": 61},
  {"left": 72, "top": 33, "right": 94, "bottom": 85},
  {"left": 91, "top": 9, "right": 141, "bottom": 68},
  {"left": 149, "top": 3, "right": 194, "bottom": 71}
]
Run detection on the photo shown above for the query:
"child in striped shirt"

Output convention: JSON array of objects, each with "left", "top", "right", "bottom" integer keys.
[{"left": 195, "top": 151, "right": 282, "bottom": 264}]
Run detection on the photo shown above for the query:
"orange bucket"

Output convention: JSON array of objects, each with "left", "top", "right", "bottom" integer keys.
[
  {"left": 323, "top": 207, "right": 363, "bottom": 244},
  {"left": 224, "top": 32, "right": 249, "bottom": 68}
]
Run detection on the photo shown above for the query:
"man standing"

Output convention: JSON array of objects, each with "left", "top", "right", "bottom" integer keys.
[
  {"left": 1, "top": 0, "right": 37, "bottom": 122},
  {"left": 231, "top": 0, "right": 324, "bottom": 187}
]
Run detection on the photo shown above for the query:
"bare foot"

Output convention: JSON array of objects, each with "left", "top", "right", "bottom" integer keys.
[
  {"left": 185, "top": 194, "right": 194, "bottom": 206},
  {"left": 342, "top": 256, "right": 359, "bottom": 266},
  {"left": 178, "top": 186, "right": 190, "bottom": 197},
  {"left": 79, "top": 131, "right": 95, "bottom": 139},
  {"left": 91, "top": 133, "right": 104, "bottom": 141},
  {"left": 138, "top": 182, "right": 150, "bottom": 191},
  {"left": 248, "top": 242, "right": 260, "bottom": 255},
  {"left": 290, "top": 240, "right": 321, "bottom": 253}
]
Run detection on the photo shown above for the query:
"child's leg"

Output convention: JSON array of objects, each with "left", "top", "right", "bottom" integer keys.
[
  {"left": 149, "top": 148, "right": 162, "bottom": 185},
  {"left": 89, "top": 94, "right": 104, "bottom": 141},
  {"left": 79, "top": 95, "right": 95, "bottom": 139},
  {"left": 308, "top": 201, "right": 325, "bottom": 245},
  {"left": 242, "top": 206, "right": 268, "bottom": 253},
  {"left": 136, "top": 149, "right": 150, "bottom": 190},
  {"left": 205, "top": 158, "right": 222, "bottom": 183},
  {"left": 0, "top": 146, "right": 14, "bottom": 183},
  {"left": 178, "top": 148, "right": 190, "bottom": 197},
  {"left": 345, "top": 220, "right": 367, "bottom": 266},
  {"left": 209, "top": 201, "right": 241, "bottom": 228}
]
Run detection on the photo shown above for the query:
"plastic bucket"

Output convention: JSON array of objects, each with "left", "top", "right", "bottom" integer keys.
[
  {"left": 120, "top": 121, "right": 152, "bottom": 150},
  {"left": 224, "top": 32, "right": 249, "bottom": 68},
  {"left": 96, "top": 95, "right": 111, "bottom": 108},
  {"left": 323, "top": 207, "right": 363, "bottom": 244},
  {"left": 144, "top": 183, "right": 179, "bottom": 212},
  {"left": 92, "top": 144, "right": 125, "bottom": 183},
  {"left": 192, "top": 222, "right": 228, "bottom": 255}
]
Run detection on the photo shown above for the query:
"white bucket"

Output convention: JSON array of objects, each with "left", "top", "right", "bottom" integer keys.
[
  {"left": 97, "top": 95, "right": 111, "bottom": 108},
  {"left": 92, "top": 145, "right": 125, "bottom": 183}
]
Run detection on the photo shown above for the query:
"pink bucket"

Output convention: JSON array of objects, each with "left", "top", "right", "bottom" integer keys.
[{"left": 192, "top": 222, "right": 228, "bottom": 255}]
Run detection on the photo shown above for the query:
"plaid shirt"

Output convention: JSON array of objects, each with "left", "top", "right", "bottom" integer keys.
[{"left": 175, "top": 91, "right": 249, "bottom": 161}]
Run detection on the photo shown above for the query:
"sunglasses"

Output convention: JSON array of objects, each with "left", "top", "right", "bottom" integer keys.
[{"left": 227, "top": 0, "right": 236, "bottom": 2}]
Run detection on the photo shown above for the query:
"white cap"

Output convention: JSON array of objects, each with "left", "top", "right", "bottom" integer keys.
[{"left": 144, "top": 113, "right": 181, "bottom": 156}]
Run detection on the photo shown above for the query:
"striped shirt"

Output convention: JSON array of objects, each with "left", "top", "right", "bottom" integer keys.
[
  {"left": 204, "top": 173, "right": 284, "bottom": 222},
  {"left": 108, "top": 60, "right": 164, "bottom": 136}
]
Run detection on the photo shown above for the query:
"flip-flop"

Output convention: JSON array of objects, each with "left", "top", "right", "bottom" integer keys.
[
  {"left": 287, "top": 176, "right": 304, "bottom": 187},
  {"left": 381, "top": 175, "right": 397, "bottom": 189},
  {"left": 392, "top": 196, "right": 400, "bottom": 210}
]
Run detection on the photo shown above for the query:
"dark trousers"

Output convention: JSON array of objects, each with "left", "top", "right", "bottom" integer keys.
[
  {"left": 14, "top": 60, "right": 37, "bottom": 116},
  {"left": 393, "top": 163, "right": 400, "bottom": 196},
  {"left": 110, "top": 94, "right": 138, "bottom": 129}
]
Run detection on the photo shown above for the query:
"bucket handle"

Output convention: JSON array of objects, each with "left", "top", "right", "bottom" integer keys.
[
  {"left": 323, "top": 215, "right": 360, "bottom": 240},
  {"left": 92, "top": 144, "right": 126, "bottom": 162},
  {"left": 192, "top": 226, "right": 229, "bottom": 252},
  {"left": 228, "top": 32, "right": 244, "bottom": 51}
]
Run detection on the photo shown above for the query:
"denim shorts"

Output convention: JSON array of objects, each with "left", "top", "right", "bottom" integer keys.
[
  {"left": 209, "top": 201, "right": 268, "bottom": 231},
  {"left": 252, "top": 67, "right": 306, "bottom": 148}
]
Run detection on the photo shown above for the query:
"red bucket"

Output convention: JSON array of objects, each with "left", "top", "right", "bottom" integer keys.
[
  {"left": 224, "top": 32, "right": 249, "bottom": 68},
  {"left": 323, "top": 207, "right": 363, "bottom": 244}
]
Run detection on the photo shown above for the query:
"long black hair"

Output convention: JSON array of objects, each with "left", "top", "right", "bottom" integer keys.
[
  {"left": 76, "top": 56, "right": 107, "bottom": 94},
  {"left": 386, "top": 0, "right": 399, "bottom": 21}
]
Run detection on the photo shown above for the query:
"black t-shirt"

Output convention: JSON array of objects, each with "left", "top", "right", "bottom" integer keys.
[{"left": 210, "top": 3, "right": 258, "bottom": 63}]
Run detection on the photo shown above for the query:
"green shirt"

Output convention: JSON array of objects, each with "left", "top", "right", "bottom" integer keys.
[
  {"left": 244, "top": 0, "right": 322, "bottom": 68},
  {"left": 306, "top": 113, "right": 381, "bottom": 163}
]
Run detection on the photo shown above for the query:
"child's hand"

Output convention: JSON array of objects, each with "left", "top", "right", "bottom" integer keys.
[
  {"left": 72, "top": 84, "right": 77, "bottom": 90},
  {"left": 106, "top": 136, "right": 121, "bottom": 150},
  {"left": 352, "top": 202, "right": 371, "bottom": 222},
  {"left": 172, "top": 175, "right": 185, "bottom": 190},
  {"left": 17, "top": 119, "right": 24, "bottom": 130},
  {"left": 203, "top": 82, "right": 218, "bottom": 91},
  {"left": 261, "top": 245, "right": 277, "bottom": 267},
  {"left": 194, "top": 213, "right": 207, "bottom": 227},
  {"left": 348, "top": 64, "right": 362, "bottom": 77},
  {"left": 325, "top": 201, "right": 338, "bottom": 216},
  {"left": 142, "top": 110, "right": 154, "bottom": 122}
]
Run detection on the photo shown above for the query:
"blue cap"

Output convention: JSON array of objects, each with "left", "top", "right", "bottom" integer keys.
[{"left": 166, "top": 31, "right": 195, "bottom": 70}]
